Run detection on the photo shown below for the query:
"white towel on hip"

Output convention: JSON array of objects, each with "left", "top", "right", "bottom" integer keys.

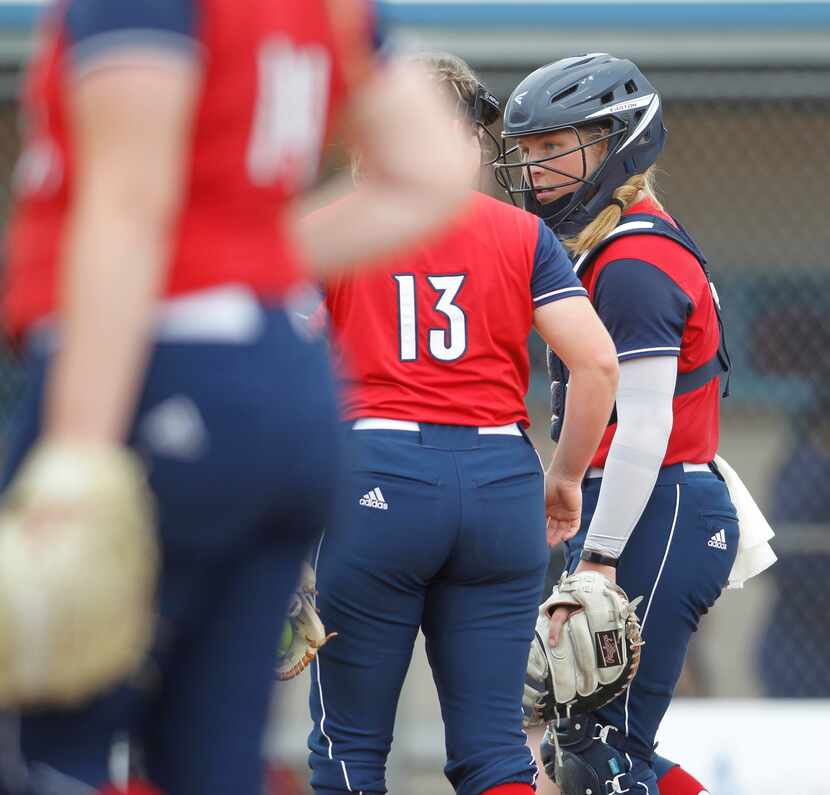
[{"left": 714, "top": 454, "right": 777, "bottom": 589}]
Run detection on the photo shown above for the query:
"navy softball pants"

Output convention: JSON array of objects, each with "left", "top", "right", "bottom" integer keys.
[
  {"left": 563, "top": 464, "right": 738, "bottom": 794},
  {"left": 308, "top": 423, "right": 549, "bottom": 795},
  {"left": 0, "top": 305, "right": 340, "bottom": 795}
]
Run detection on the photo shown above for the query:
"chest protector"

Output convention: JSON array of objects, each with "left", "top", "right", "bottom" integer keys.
[{"left": 548, "top": 213, "right": 731, "bottom": 441}]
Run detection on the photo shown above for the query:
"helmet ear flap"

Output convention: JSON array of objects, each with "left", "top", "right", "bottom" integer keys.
[{"left": 472, "top": 84, "right": 501, "bottom": 127}]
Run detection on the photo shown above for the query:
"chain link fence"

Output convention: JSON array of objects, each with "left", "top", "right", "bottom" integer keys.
[{"left": 0, "top": 65, "right": 828, "bottom": 704}]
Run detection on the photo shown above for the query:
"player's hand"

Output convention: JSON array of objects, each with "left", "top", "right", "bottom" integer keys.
[
  {"left": 547, "top": 604, "right": 579, "bottom": 648},
  {"left": 547, "top": 561, "right": 617, "bottom": 646},
  {"left": 527, "top": 571, "right": 644, "bottom": 724},
  {"left": 545, "top": 474, "right": 582, "bottom": 547}
]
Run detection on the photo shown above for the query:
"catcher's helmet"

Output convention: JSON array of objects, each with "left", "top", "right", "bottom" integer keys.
[{"left": 495, "top": 53, "right": 666, "bottom": 237}]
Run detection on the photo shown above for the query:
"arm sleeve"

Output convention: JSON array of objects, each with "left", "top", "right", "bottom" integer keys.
[
  {"left": 531, "top": 220, "right": 588, "bottom": 307},
  {"left": 582, "top": 356, "right": 677, "bottom": 559},
  {"left": 65, "top": 0, "right": 200, "bottom": 70},
  {"left": 594, "top": 258, "right": 691, "bottom": 362}
]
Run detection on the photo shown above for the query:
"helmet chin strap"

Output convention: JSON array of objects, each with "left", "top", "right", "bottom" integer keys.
[
  {"left": 554, "top": 202, "right": 600, "bottom": 239},
  {"left": 523, "top": 189, "right": 599, "bottom": 240}
]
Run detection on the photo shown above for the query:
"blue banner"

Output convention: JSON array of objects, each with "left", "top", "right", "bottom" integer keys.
[{"left": 1, "top": 1, "right": 829, "bottom": 31}]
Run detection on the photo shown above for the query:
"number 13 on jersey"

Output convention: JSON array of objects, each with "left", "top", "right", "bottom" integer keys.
[{"left": 394, "top": 274, "right": 468, "bottom": 363}]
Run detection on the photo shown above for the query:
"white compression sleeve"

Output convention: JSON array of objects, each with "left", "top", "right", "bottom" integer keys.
[{"left": 582, "top": 356, "right": 678, "bottom": 559}]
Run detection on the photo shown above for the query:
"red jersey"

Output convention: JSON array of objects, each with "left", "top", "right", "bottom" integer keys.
[
  {"left": 580, "top": 198, "right": 722, "bottom": 467},
  {"left": 3, "top": 0, "right": 378, "bottom": 336},
  {"left": 326, "top": 191, "right": 587, "bottom": 427}
]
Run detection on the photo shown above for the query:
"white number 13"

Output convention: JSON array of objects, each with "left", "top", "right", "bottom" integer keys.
[{"left": 394, "top": 274, "right": 467, "bottom": 362}]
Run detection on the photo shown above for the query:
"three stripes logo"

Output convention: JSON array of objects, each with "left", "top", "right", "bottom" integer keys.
[
  {"left": 359, "top": 487, "right": 389, "bottom": 511},
  {"left": 707, "top": 529, "right": 728, "bottom": 550}
]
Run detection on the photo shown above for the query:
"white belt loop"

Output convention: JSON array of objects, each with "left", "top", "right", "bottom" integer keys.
[{"left": 351, "top": 418, "right": 522, "bottom": 436}]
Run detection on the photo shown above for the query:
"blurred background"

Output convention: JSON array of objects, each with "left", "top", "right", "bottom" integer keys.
[{"left": 0, "top": 1, "right": 828, "bottom": 793}]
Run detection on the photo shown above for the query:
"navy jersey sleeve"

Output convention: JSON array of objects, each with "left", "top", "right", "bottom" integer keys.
[
  {"left": 594, "top": 259, "right": 692, "bottom": 361},
  {"left": 65, "top": 0, "right": 199, "bottom": 68},
  {"left": 531, "top": 220, "right": 588, "bottom": 307}
]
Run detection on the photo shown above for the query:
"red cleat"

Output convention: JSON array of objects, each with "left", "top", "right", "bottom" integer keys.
[{"left": 658, "top": 765, "right": 710, "bottom": 795}]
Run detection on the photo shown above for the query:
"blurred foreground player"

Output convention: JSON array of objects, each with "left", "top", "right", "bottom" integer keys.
[
  {"left": 0, "top": 2, "right": 469, "bottom": 794},
  {"left": 308, "top": 53, "right": 618, "bottom": 795}
]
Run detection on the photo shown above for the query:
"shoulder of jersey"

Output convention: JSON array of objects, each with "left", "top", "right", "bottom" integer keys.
[{"left": 598, "top": 226, "right": 703, "bottom": 282}]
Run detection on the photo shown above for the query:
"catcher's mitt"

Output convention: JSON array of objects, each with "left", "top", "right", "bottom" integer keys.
[
  {"left": 276, "top": 561, "right": 335, "bottom": 680},
  {"left": 0, "top": 441, "right": 158, "bottom": 708},
  {"left": 523, "top": 570, "right": 643, "bottom": 726}
]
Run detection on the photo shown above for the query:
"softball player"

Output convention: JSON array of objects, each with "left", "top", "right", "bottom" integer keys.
[
  {"left": 496, "top": 54, "right": 735, "bottom": 794},
  {"left": 0, "top": 2, "right": 470, "bottom": 793},
  {"left": 308, "top": 54, "right": 619, "bottom": 795}
]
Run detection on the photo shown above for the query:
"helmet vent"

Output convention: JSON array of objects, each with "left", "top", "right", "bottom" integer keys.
[
  {"left": 625, "top": 80, "right": 638, "bottom": 94},
  {"left": 550, "top": 84, "right": 579, "bottom": 104},
  {"left": 600, "top": 91, "right": 614, "bottom": 105}
]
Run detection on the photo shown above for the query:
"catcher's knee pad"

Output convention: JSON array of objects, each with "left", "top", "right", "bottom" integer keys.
[{"left": 540, "top": 719, "right": 637, "bottom": 795}]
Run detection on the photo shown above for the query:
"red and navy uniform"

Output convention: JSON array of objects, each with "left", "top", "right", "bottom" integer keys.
[
  {"left": 326, "top": 191, "right": 587, "bottom": 427},
  {"left": 309, "top": 191, "right": 586, "bottom": 795},
  {"left": 4, "top": 0, "right": 377, "bottom": 335},
  {"left": 0, "top": 3, "right": 380, "bottom": 795},
  {"left": 553, "top": 200, "right": 737, "bottom": 791},
  {"left": 580, "top": 198, "right": 723, "bottom": 467}
]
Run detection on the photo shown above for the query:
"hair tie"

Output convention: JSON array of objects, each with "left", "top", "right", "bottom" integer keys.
[{"left": 610, "top": 198, "right": 626, "bottom": 212}]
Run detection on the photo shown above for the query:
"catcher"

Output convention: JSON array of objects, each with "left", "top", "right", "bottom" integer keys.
[{"left": 502, "top": 54, "right": 752, "bottom": 795}]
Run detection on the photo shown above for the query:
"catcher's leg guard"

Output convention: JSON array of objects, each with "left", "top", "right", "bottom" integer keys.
[{"left": 540, "top": 719, "right": 638, "bottom": 795}]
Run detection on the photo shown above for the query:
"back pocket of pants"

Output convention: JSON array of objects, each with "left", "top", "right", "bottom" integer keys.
[
  {"left": 474, "top": 470, "right": 541, "bottom": 489},
  {"left": 360, "top": 469, "right": 440, "bottom": 487},
  {"left": 699, "top": 510, "right": 738, "bottom": 556}
]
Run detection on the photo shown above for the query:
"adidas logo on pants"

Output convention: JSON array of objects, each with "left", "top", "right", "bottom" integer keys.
[
  {"left": 707, "top": 529, "right": 727, "bottom": 550},
  {"left": 360, "top": 488, "right": 388, "bottom": 510}
]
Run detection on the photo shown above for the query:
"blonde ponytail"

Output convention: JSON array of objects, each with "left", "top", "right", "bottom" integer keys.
[{"left": 564, "top": 166, "right": 662, "bottom": 256}]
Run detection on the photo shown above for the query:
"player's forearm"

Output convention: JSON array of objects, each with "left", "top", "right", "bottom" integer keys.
[
  {"left": 582, "top": 357, "right": 676, "bottom": 558},
  {"left": 297, "top": 181, "right": 471, "bottom": 277},
  {"left": 45, "top": 203, "right": 169, "bottom": 443},
  {"left": 548, "top": 360, "right": 617, "bottom": 483},
  {"left": 296, "top": 61, "right": 471, "bottom": 277}
]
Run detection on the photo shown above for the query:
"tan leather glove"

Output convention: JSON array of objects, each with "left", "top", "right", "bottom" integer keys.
[{"left": 0, "top": 441, "right": 159, "bottom": 707}]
